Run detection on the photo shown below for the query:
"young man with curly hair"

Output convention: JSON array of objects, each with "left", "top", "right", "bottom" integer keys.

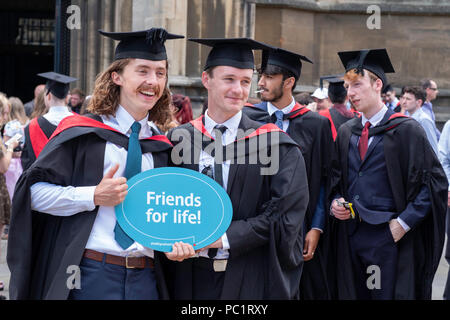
[{"left": 8, "top": 28, "right": 194, "bottom": 300}]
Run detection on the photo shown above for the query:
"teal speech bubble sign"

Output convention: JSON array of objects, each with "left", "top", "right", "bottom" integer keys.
[{"left": 115, "top": 167, "right": 233, "bottom": 252}]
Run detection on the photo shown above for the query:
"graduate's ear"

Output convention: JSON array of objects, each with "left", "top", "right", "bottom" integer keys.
[
  {"left": 283, "top": 76, "right": 295, "bottom": 91},
  {"left": 111, "top": 71, "right": 123, "bottom": 86},
  {"left": 201, "top": 71, "right": 211, "bottom": 90},
  {"left": 374, "top": 78, "right": 383, "bottom": 93}
]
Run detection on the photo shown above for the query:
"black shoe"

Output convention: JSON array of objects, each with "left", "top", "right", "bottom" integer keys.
[{"left": 0, "top": 295, "right": 6, "bottom": 300}]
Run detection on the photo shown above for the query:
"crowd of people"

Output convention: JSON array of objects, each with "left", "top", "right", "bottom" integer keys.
[{"left": 1, "top": 27, "right": 449, "bottom": 301}]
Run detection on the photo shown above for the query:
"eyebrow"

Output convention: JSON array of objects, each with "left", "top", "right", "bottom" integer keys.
[{"left": 135, "top": 65, "right": 166, "bottom": 70}]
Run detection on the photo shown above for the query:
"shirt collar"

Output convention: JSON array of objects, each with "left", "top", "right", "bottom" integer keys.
[
  {"left": 361, "top": 104, "right": 388, "bottom": 127},
  {"left": 266, "top": 97, "right": 296, "bottom": 116},
  {"left": 204, "top": 109, "right": 242, "bottom": 137},
  {"left": 48, "top": 106, "right": 71, "bottom": 113},
  {"left": 111, "top": 105, "right": 152, "bottom": 137}
]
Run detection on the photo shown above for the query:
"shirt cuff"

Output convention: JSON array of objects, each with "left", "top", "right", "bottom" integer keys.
[
  {"left": 221, "top": 233, "right": 230, "bottom": 250},
  {"left": 312, "top": 227, "right": 324, "bottom": 234},
  {"left": 396, "top": 217, "right": 410, "bottom": 232},
  {"left": 75, "top": 186, "right": 97, "bottom": 211}
]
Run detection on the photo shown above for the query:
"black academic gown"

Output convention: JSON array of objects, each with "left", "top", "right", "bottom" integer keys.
[
  {"left": 329, "top": 111, "right": 448, "bottom": 299},
  {"left": 243, "top": 102, "right": 334, "bottom": 299},
  {"left": 7, "top": 113, "right": 173, "bottom": 300},
  {"left": 165, "top": 113, "right": 309, "bottom": 299},
  {"left": 21, "top": 117, "right": 57, "bottom": 171}
]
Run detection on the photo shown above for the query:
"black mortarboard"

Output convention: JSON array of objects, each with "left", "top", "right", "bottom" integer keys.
[
  {"left": 337, "top": 49, "right": 395, "bottom": 89},
  {"left": 188, "top": 38, "right": 275, "bottom": 70},
  {"left": 99, "top": 28, "right": 184, "bottom": 61},
  {"left": 320, "top": 74, "right": 346, "bottom": 97},
  {"left": 261, "top": 47, "right": 313, "bottom": 79},
  {"left": 38, "top": 72, "right": 77, "bottom": 100}
]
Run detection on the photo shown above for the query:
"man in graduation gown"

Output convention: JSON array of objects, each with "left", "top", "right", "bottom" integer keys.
[
  {"left": 166, "top": 38, "right": 309, "bottom": 299},
  {"left": 21, "top": 72, "right": 77, "bottom": 170},
  {"left": 318, "top": 75, "right": 359, "bottom": 141},
  {"left": 329, "top": 49, "right": 447, "bottom": 299},
  {"left": 243, "top": 47, "right": 334, "bottom": 299},
  {"left": 7, "top": 27, "right": 194, "bottom": 300}
]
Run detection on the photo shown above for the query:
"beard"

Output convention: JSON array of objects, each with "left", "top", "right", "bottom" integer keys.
[{"left": 260, "top": 82, "right": 284, "bottom": 103}]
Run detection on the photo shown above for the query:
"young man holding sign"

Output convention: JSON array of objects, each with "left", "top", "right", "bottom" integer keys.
[
  {"left": 167, "top": 38, "right": 309, "bottom": 299},
  {"left": 8, "top": 28, "right": 194, "bottom": 300}
]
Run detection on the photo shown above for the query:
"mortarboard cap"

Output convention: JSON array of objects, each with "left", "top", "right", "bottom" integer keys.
[
  {"left": 99, "top": 28, "right": 184, "bottom": 61},
  {"left": 337, "top": 49, "right": 395, "bottom": 90},
  {"left": 261, "top": 47, "right": 313, "bottom": 79},
  {"left": 188, "top": 38, "right": 275, "bottom": 70},
  {"left": 38, "top": 72, "right": 77, "bottom": 100},
  {"left": 320, "top": 74, "right": 347, "bottom": 98}
]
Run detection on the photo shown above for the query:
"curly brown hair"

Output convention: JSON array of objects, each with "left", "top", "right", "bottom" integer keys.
[{"left": 87, "top": 58, "right": 172, "bottom": 127}]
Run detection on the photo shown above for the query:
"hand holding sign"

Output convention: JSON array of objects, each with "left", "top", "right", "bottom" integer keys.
[
  {"left": 165, "top": 241, "right": 196, "bottom": 261},
  {"left": 94, "top": 163, "right": 128, "bottom": 206},
  {"left": 115, "top": 167, "right": 233, "bottom": 252}
]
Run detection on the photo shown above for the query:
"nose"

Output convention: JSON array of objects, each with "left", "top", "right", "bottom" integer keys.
[
  {"left": 144, "top": 71, "right": 158, "bottom": 85},
  {"left": 257, "top": 76, "right": 265, "bottom": 87},
  {"left": 347, "top": 85, "right": 355, "bottom": 98}
]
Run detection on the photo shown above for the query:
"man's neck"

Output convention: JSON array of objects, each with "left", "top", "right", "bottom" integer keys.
[
  {"left": 120, "top": 102, "right": 149, "bottom": 121},
  {"left": 362, "top": 100, "right": 385, "bottom": 120},
  {"left": 270, "top": 93, "right": 293, "bottom": 110}
]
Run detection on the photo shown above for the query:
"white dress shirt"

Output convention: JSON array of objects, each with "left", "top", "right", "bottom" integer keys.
[
  {"left": 31, "top": 105, "right": 156, "bottom": 258},
  {"left": 266, "top": 97, "right": 296, "bottom": 132},
  {"left": 42, "top": 106, "right": 73, "bottom": 126},
  {"left": 196, "top": 110, "right": 242, "bottom": 259}
]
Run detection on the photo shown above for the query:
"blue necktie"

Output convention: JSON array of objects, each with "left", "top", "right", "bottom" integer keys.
[
  {"left": 114, "top": 121, "right": 142, "bottom": 249},
  {"left": 274, "top": 110, "right": 284, "bottom": 130}
]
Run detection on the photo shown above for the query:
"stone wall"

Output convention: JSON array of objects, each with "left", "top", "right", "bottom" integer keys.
[{"left": 69, "top": 0, "right": 450, "bottom": 124}]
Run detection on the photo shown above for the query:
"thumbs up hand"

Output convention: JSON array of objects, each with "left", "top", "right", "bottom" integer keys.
[{"left": 94, "top": 163, "right": 128, "bottom": 206}]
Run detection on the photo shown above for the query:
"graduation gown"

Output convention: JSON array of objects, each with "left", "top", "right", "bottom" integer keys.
[
  {"left": 7, "top": 113, "right": 173, "bottom": 300},
  {"left": 166, "top": 113, "right": 309, "bottom": 299},
  {"left": 21, "top": 117, "right": 57, "bottom": 171},
  {"left": 243, "top": 102, "right": 334, "bottom": 299},
  {"left": 329, "top": 111, "right": 448, "bottom": 299}
]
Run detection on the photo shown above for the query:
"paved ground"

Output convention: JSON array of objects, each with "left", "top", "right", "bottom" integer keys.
[{"left": 0, "top": 238, "right": 448, "bottom": 300}]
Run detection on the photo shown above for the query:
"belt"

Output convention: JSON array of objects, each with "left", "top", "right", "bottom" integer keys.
[
  {"left": 193, "top": 257, "right": 228, "bottom": 272},
  {"left": 83, "top": 249, "right": 154, "bottom": 269}
]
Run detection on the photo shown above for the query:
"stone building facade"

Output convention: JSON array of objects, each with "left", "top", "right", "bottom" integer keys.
[{"left": 68, "top": 0, "right": 450, "bottom": 123}]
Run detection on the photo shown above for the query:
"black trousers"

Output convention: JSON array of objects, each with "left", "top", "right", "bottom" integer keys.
[
  {"left": 349, "top": 221, "right": 398, "bottom": 300},
  {"left": 192, "top": 258, "right": 225, "bottom": 300}
]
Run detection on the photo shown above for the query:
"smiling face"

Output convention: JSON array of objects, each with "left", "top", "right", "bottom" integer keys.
[
  {"left": 202, "top": 65, "right": 253, "bottom": 120},
  {"left": 112, "top": 58, "right": 167, "bottom": 120}
]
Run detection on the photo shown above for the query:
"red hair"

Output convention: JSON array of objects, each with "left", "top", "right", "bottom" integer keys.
[{"left": 172, "top": 94, "right": 193, "bottom": 124}]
